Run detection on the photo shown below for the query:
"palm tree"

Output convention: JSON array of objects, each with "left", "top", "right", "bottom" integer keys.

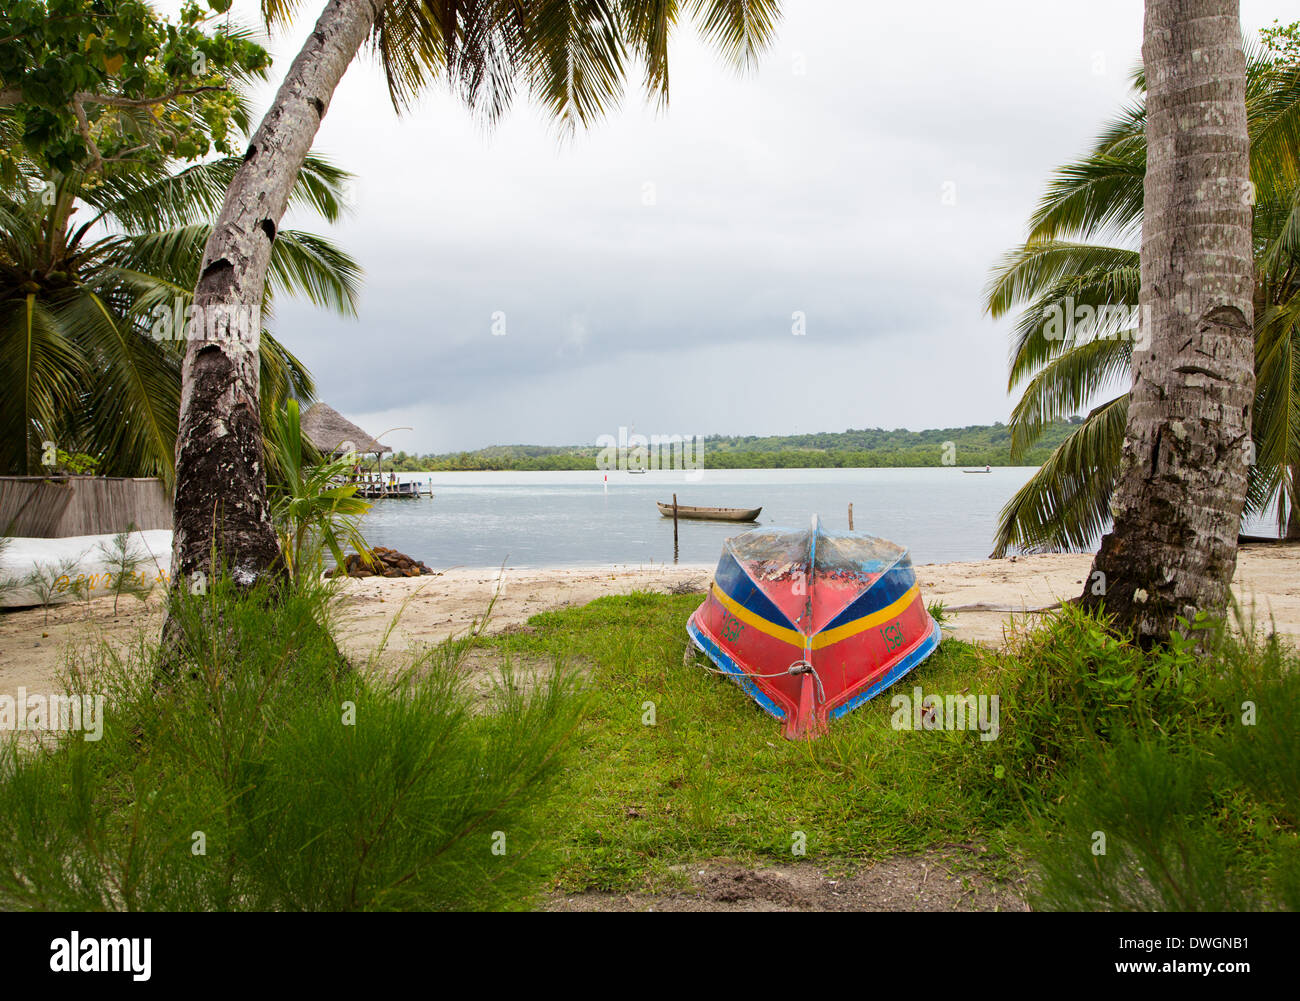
[
  {"left": 1084, "top": 0, "right": 1256, "bottom": 642},
  {"left": 989, "top": 0, "right": 1255, "bottom": 641},
  {"left": 171, "top": 0, "right": 784, "bottom": 587},
  {"left": 266, "top": 399, "right": 371, "bottom": 583},
  {"left": 0, "top": 151, "right": 360, "bottom": 483},
  {"left": 985, "top": 30, "right": 1300, "bottom": 560}
]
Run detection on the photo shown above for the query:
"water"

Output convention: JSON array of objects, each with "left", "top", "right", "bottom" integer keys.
[
  {"left": 358, "top": 466, "right": 1284, "bottom": 569},
  {"left": 360, "top": 467, "right": 1038, "bottom": 568}
]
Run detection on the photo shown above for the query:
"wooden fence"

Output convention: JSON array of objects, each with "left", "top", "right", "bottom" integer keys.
[{"left": 0, "top": 477, "right": 171, "bottom": 537}]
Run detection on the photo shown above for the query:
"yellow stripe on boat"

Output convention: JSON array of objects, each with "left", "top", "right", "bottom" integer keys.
[
  {"left": 810, "top": 584, "right": 920, "bottom": 650},
  {"left": 708, "top": 581, "right": 921, "bottom": 651},
  {"left": 710, "top": 583, "right": 804, "bottom": 647}
]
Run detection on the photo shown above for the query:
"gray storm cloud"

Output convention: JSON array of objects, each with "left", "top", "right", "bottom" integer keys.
[{"left": 156, "top": 0, "right": 1276, "bottom": 454}]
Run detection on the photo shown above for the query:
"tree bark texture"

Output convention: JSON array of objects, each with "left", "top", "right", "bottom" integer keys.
[
  {"left": 171, "top": 0, "right": 384, "bottom": 587},
  {"left": 1081, "top": 0, "right": 1255, "bottom": 643}
]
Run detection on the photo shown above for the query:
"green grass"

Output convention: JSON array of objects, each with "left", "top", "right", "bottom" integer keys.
[
  {"left": 4, "top": 581, "right": 1295, "bottom": 910},
  {"left": 476, "top": 592, "right": 1021, "bottom": 893},
  {"left": 476, "top": 593, "right": 1300, "bottom": 909}
]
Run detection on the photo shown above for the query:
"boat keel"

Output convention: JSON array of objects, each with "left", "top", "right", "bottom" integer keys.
[{"left": 782, "top": 669, "right": 826, "bottom": 740}]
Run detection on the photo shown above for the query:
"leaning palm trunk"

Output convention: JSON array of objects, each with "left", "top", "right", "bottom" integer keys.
[
  {"left": 169, "top": 0, "right": 783, "bottom": 589},
  {"left": 172, "top": 0, "right": 382, "bottom": 586},
  {"left": 1081, "top": 0, "right": 1255, "bottom": 642}
]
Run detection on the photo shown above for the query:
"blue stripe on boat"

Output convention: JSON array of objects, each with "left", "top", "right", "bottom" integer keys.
[
  {"left": 821, "top": 562, "right": 917, "bottom": 632},
  {"left": 827, "top": 617, "right": 942, "bottom": 719},
  {"left": 687, "top": 616, "right": 787, "bottom": 721},
  {"left": 713, "top": 549, "right": 799, "bottom": 631}
]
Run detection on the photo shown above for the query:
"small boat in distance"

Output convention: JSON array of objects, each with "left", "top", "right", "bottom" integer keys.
[
  {"left": 628, "top": 468, "right": 647, "bottom": 474},
  {"left": 962, "top": 466, "right": 992, "bottom": 474},
  {"left": 350, "top": 478, "right": 430, "bottom": 499},
  {"left": 658, "top": 502, "right": 761, "bottom": 522}
]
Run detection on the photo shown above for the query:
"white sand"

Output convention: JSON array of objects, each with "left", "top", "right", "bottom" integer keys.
[{"left": 1, "top": 546, "right": 1296, "bottom": 699}]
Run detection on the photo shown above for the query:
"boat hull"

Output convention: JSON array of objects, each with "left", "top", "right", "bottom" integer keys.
[
  {"left": 657, "top": 502, "right": 761, "bottom": 522},
  {"left": 687, "top": 521, "right": 941, "bottom": 739}
]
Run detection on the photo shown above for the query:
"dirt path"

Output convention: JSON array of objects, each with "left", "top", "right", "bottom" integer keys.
[{"left": 548, "top": 850, "right": 1029, "bottom": 912}]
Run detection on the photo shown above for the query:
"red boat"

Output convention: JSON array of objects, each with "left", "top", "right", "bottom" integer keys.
[{"left": 686, "top": 516, "right": 942, "bottom": 739}]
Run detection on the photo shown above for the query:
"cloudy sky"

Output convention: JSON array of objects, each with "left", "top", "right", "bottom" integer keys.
[{"left": 167, "top": 1, "right": 1280, "bottom": 455}]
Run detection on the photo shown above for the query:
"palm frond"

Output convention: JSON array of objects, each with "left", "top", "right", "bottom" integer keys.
[
  {"left": 686, "top": 0, "right": 782, "bottom": 72},
  {"left": 1251, "top": 300, "right": 1300, "bottom": 526},
  {"left": 260, "top": 330, "right": 317, "bottom": 417},
  {"left": 99, "top": 224, "right": 361, "bottom": 317},
  {"left": 986, "top": 240, "right": 1139, "bottom": 319},
  {"left": 266, "top": 229, "right": 363, "bottom": 317},
  {"left": 991, "top": 395, "right": 1127, "bottom": 557},
  {"left": 52, "top": 287, "right": 178, "bottom": 481},
  {"left": 1025, "top": 100, "right": 1146, "bottom": 244},
  {"left": 999, "top": 245, "right": 1140, "bottom": 390},
  {"left": 84, "top": 154, "right": 354, "bottom": 232},
  {"left": 376, "top": 0, "right": 524, "bottom": 122},
  {"left": 524, "top": 1, "right": 628, "bottom": 132},
  {"left": 0, "top": 296, "right": 86, "bottom": 474},
  {"left": 370, "top": 0, "right": 781, "bottom": 128},
  {"left": 621, "top": 0, "right": 678, "bottom": 104},
  {"left": 1008, "top": 335, "right": 1132, "bottom": 458}
]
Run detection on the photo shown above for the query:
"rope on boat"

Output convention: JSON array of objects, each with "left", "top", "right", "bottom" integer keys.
[
  {"left": 691, "top": 653, "right": 827, "bottom": 705},
  {"left": 790, "top": 659, "right": 826, "bottom": 704}
]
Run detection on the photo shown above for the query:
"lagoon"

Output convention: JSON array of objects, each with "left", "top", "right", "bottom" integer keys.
[
  {"left": 359, "top": 466, "right": 1283, "bottom": 570},
  {"left": 360, "top": 466, "right": 1038, "bottom": 568}
]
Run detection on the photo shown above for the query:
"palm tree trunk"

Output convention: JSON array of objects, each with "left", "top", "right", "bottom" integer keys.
[
  {"left": 1081, "top": 0, "right": 1255, "bottom": 643},
  {"left": 171, "top": 0, "right": 383, "bottom": 586},
  {"left": 1287, "top": 463, "right": 1300, "bottom": 539}
]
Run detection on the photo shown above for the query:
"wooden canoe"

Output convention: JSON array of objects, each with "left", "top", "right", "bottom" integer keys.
[{"left": 658, "top": 502, "right": 761, "bottom": 522}]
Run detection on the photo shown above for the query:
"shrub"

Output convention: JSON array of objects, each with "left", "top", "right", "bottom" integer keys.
[
  {"left": 266, "top": 399, "right": 372, "bottom": 585},
  {"left": 1019, "top": 605, "right": 1300, "bottom": 911},
  {"left": 21, "top": 557, "right": 89, "bottom": 623},
  {"left": 0, "top": 575, "right": 583, "bottom": 910},
  {"left": 97, "top": 527, "right": 156, "bottom": 614},
  {"left": 987, "top": 604, "right": 1224, "bottom": 804},
  {"left": 1029, "top": 736, "right": 1253, "bottom": 911}
]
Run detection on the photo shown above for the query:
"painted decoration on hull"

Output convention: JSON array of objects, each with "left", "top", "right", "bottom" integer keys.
[{"left": 687, "top": 517, "right": 942, "bottom": 739}]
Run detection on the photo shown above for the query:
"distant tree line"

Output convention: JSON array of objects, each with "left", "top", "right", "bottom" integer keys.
[{"left": 387, "top": 420, "right": 1082, "bottom": 471}]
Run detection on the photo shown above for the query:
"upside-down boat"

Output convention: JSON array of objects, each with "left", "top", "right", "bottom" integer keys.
[{"left": 686, "top": 516, "right": 942, "bottom": 739}]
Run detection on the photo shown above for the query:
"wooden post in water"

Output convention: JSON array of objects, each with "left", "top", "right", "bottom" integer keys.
[
  {"left": 848, "top": 503, "right": 854, "bottom": 531},
  {"left": 673, "top": 493, "right": 679, "bottom": 563}
]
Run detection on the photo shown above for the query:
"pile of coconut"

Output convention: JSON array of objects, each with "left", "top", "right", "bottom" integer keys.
[{"left": 327, "top": 547, "right": 437, "bottom": 579}]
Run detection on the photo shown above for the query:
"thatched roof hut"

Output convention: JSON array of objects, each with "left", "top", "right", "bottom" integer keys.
[{"left": 300, "top": 403, "right": 392, "bottom": 457}]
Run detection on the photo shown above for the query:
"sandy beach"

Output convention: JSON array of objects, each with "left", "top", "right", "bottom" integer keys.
[{"left": 2, "top": 544, "right": 1297, "bottom": 698}]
